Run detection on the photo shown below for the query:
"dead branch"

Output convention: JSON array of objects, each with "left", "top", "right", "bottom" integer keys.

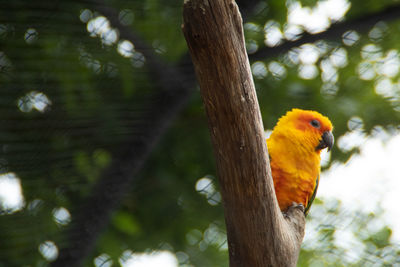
[{"left": 182, "top": 0, "right": 305, "bottom": 266}]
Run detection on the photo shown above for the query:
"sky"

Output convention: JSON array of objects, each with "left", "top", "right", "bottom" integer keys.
[{"left": 319, "top": 133, "right": 400, "bottom": 241}]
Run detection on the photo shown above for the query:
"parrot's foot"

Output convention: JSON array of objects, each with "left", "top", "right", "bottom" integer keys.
[{"left": 283, "top": 202, "right": 304, "bottom": 219}]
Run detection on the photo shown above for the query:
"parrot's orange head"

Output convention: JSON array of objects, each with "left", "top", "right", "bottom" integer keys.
[{"left": 272, "top": 108, "right": 334, "bottom": 153}]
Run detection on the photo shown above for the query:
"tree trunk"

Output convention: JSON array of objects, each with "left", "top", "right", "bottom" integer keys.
[{"left": 182, "top": 1, "right": 306, "bottom": 266}]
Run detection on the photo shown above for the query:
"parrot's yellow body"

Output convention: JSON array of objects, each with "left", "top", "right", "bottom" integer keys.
[{"left": 267, "top": 109, "right": 333, "bottom": 214}]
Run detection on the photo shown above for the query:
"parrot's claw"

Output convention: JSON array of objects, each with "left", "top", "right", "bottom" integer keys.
[
  {"left": 294, "top": 202, "right": 305, "bottom": 213},
  {"left": 283, "top": 202, "right": 305, "bottom": 219}
]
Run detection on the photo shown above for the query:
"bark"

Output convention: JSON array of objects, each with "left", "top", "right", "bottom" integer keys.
[{"left": 182, "top": 1, "right": 305, "bottom": 266}]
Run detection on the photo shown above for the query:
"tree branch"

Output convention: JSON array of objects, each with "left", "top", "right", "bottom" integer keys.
[
  {"left": 250, "top": 3, "right": 400, "bottom": 61},
  {"left": 182, "top": 1, "right": 305, "bottom": 266}
]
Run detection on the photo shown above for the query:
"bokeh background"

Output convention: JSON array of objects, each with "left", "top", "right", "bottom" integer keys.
[{"left": 1, "top": 0, "right": 400, "bottom": 266}]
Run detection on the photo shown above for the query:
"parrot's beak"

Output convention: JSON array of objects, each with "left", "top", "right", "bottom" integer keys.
[{"left": 316, "top": 131, "right": 334, "bottom": 151}]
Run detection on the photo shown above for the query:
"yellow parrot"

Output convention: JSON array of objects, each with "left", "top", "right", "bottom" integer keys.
[{"left": 267, "top": 108, "right": 334, "bottom": 215}]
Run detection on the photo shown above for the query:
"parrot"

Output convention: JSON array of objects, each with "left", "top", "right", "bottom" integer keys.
[{"left": 266, "top": 108, "right": 334, "bottom": 215}]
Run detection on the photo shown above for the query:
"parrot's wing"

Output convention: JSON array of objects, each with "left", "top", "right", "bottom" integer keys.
[{"left": 304, "top": 175, "right": 319, "bottom": 216}]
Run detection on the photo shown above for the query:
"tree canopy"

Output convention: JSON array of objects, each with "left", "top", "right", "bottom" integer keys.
[{"left": 0, "top": 0, "right": 400, "bottom": 266}]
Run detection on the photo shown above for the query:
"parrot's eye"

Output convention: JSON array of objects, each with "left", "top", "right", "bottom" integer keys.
[{"left": 310, "top": 119, "right": 320, "bottom": 128}]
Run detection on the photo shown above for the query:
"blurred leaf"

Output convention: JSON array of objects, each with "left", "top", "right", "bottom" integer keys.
[
  {"left": 112, "top": 211, "right": 141, "bottom": 236},
  {"left": 365, "top": 226, "right": 392, "bottom": 249}
]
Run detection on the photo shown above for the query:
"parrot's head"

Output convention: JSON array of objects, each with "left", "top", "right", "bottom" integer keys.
[{"left": 272, "top": 108, "right": 334, "bottom": 153}]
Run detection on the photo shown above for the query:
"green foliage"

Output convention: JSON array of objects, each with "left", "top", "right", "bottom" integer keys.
[{"left": 1, "top": 0, "right": 400, "bottom": 266}]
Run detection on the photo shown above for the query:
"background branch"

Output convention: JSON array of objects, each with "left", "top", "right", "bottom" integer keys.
[
  {"left": 53, "top": 1, "right": 194, "bottom": 266},
  {"left": 250, "top": 4, "right": 400, "bottom": 61}
]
